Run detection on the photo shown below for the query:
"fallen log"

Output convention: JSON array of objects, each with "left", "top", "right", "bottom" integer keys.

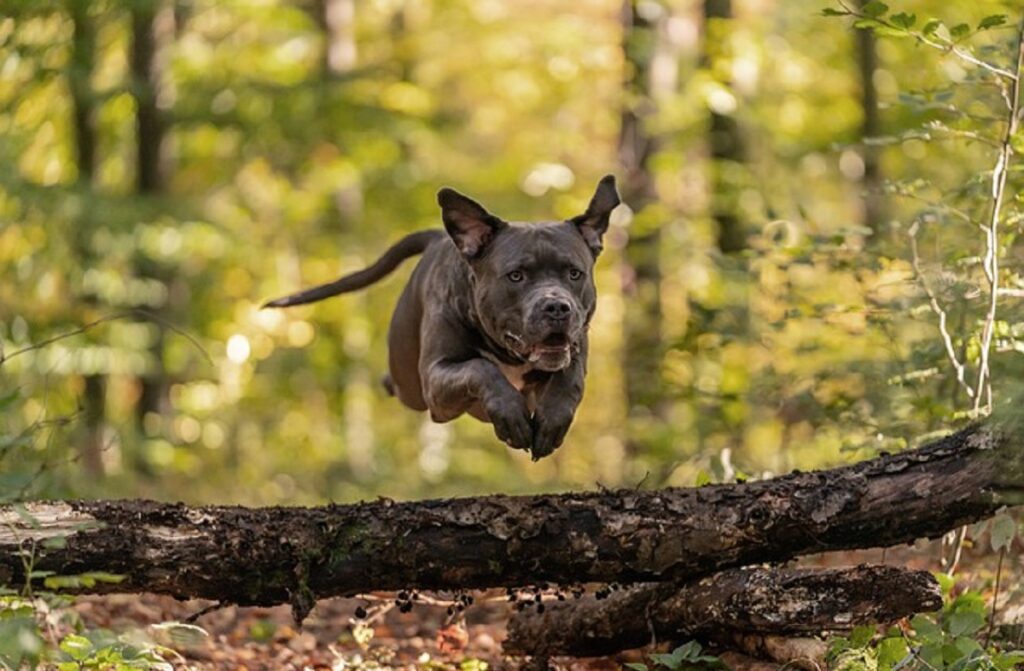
[
  {"left": 503, "top": 565, "right": 940, "bottom": 657},
  {"left": 0, "top": 423, "right": 1016, "bottom": 619}
]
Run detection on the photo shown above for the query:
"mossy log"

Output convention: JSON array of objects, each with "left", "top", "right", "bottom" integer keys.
[
  {"left": 503, "top": 565, "right": 941, "bottom": 657},
  {"left": 0, "top": 423, "right": 1017, "bottom": 620}
]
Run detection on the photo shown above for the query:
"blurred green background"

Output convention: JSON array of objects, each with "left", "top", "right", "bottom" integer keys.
[{"left": 2, "top": 0, "right": 1023, "bottom": 505}]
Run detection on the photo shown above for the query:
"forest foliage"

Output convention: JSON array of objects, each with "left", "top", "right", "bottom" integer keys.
[{"left": 2, "top": 0, "right": 1024, "bottom": 510}]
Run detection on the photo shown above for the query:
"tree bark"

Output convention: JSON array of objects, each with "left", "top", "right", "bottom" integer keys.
[
  {"left": 0, "top": 423, "right": 1016, "bottom": 621},
  {"left": 503, "top": 565, "right": 941, "bottom": 657}
]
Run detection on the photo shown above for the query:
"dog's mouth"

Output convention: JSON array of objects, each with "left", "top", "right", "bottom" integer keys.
[
  {"left": 535, "top": 332, "right": 569, "bottom": 351},
  {"left": 503, "top": 330, "right": 573, "bottom": 371}
]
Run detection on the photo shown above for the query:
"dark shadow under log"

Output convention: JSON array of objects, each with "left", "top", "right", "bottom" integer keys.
[
  {"left": 0, "top": 423, "right": 1017, "bottom": 620},
  {"left": 503, "top": 565, "right": 941, "bottom": 657}
]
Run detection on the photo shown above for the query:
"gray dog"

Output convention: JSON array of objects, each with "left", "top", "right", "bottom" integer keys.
[{"left": 264, "top": 176, "right": 620, "bottom": 459}]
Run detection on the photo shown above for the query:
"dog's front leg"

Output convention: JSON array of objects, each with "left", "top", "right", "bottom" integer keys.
[
  {"left": 423, "top": 358, "right": 534, "bottom": 451},
  {"left": 530, "top": 338, "right": 588, "bottom": 460}
]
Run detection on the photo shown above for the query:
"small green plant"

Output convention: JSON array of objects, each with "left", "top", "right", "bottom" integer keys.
[
  {"left": 624, "top": 641, "right": 724, "bottom": 671},
  {"left": 0, "top": 517, "right": 200, "bottom": 670},
  {"left": 828, "top": 579, "right": 1024, "bottom": 671},
  {"left": 0, "top": 592, "right": 198, "bottom": 670}
]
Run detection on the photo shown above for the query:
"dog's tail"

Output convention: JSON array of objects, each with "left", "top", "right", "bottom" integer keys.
[{"left": 262, "top": 229, "right": 443, "bottom": 308}]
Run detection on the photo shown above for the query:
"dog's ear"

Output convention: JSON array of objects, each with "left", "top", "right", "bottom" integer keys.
[
  {"left": 570, "top": 175, "right": 620, "bottom": 256},
  {"left": 438, "top": 188, "right": 505, "bottom": 258}
]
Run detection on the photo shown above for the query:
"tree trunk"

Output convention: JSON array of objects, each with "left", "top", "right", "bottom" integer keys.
[
  {"left": 0, "top": 423, "right": 1016, "bottom": 621},
  {"left": 67, "top": 0, "right": 105, "bottom": 477},
  {"left": 620, "top": 0, "right": 667, "bottom": 445},
  {"left": 855, "top": 0, "right": 884, "bottom": 240},
  {"left": 130, "top": 0, "right": 174, "bottom": 442},
  {"left": 703, "top": 0, "right": 746, "bottom": 254},
  {"left": 503, "top": 565, "right": 941, "bottom": 657}
]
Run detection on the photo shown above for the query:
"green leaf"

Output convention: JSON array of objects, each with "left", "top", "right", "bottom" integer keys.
[
  {"left": 978, "top": 15, "right": 1007, "bottom": 30},
  {"left": 890, "top": 12, "right": 915, "bottom": 29},
  {"left": 953, "top": 636, "right": 981, "bottom": 655},
  {"left": 81, "top": 571, "right": 126, "bottom": 584},
  {"left": 993, "top": 650, "right": 1024, "bottom": 671},
  {"left": 877, "top": 637, "right": 909, "bottom": 670},
  {"left": 694, "top": 470, "right": 711, "bottom": 487},
  {"left": 821, "top": 7, "right": 847, "bottom": 16},
  {"left": 919, "top": 643, "right": 943, "bottom": 669},
  {"left": 59, "top": 634, "right": 93, "bottom": 662},
  {"left": 911, "top": 613, "right": 942, "bottom": 640},
  {"left": 849, "top": 625, "right": 875, "bottom": 647},
  {"left": 933, "top": 571, "right": 956, "bottom": 595},
  {"left": 990, "top": 513, "right": 1016, "bottom": 551},
  {"left": 948, "top": 611, "right": 984, "bottom": 637},
  {"left": 862, "top": 1, "right": 888, "bottom": 17},
  {"left": 922, "top": 19, "right": 942, "bottom": 36},
  {"left": 853, "top": 18, "right": 882, "bottom": 30},
  {"left": 950, "top": 23, "right": 971, "bottom": 40},
  {"left": 41, "top": 535, "right": 67, "bottom": 550},
  {"left": 625, "top": 664, "right": 649, "bottom": 671}
]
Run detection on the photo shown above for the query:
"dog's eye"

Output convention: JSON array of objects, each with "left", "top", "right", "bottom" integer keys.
[
  {"left": 507, "top": 270, "right": 525, "bottom": 282},
  {"left": 568, "top": 268, "right": 584, "bottom": 281}
]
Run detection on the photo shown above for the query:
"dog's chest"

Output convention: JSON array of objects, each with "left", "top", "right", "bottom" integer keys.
[{"left": 481, "top": 351, "right": 534, "bottom": 391}]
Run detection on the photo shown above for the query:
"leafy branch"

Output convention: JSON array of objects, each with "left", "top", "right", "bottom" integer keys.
[{"left": 827, "top": 2, "right": 1015, "bottom": 80}]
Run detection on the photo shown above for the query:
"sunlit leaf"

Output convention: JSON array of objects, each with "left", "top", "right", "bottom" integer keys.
[
  {"left": 949, "top": 23, "right": 971, "bottom": 40},
  {"left": 890, "top": 12, "right": 915, "bottom": 29},
  {"left": 922, "top": 19, "right": 943, "bottom": 36},
  {"left": 978, "top": 15, "right": 1007, "bottom": 31},
  {"left": 862, "top": 1, "right": 888, "bottom": 18}
]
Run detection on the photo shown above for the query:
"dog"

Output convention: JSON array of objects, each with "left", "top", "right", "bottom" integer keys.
[{"left": 264, "top": 175, "right": 620, "bottom": 460}]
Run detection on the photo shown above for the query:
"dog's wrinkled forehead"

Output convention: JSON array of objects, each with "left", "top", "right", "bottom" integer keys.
[{"left": 480, "top": 222, "right": 594, "bottom": 275}]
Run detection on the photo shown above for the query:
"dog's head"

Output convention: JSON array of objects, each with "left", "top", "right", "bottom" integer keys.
[{"left": 437, "top": 175, "right": 620, "bottom": 372}]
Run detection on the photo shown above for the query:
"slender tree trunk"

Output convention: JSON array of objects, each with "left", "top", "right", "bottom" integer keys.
[
  {"left": 68, "top": 0, "right": 105, "bottom": 476},
  {"left": 620, "top": 0, "right": 668, "bottom": 448},
  {"left": 130, "top": 0, "right": 174, "bottom": 439},
  {"left": 0, "top": 423, "right": 1017, "bottom": 621},
  {"left": 702, "top": 0, "right": 746, "bottom": 254},
  {"left": 855, "top": 0, "right": 884, "bottom": 239}
]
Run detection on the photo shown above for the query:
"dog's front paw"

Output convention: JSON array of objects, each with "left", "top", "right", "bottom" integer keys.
[
  {"left": 530, "top": 407, "right": 574, "bottom": 460},
  {"left": 485, "top": 393, "right": 534, "bottom": 452}
]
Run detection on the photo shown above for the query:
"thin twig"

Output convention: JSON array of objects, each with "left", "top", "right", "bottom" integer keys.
[
  {"left": 184, "top": 601, "right": 229, "bottom": 624},
  {"left": 0, "top": 309, "right": 212, "bottom": 366},
  {"left": 973, "top": 18, "right": 1024, "bottom": 415},
  {"left": 985, "top": 547, "right": 1006, "bottom": 648},
  {"left": 908, "top": 221, "right": 976, "bottom": 401}
]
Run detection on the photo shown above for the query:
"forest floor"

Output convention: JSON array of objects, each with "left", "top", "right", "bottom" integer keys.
[
  {"left": 66, "top": 542, "right": 1018, "bottom": 671},
  {"left": 70, "top": 589, "right": 634, "bottom": 671}
]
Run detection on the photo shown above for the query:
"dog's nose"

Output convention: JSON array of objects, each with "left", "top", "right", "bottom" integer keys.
[{"left": 541, "top": 298, "right": 572, "bottom": 321}]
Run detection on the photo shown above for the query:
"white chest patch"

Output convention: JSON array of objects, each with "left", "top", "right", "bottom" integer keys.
[{"left": 481, "top": 351, "right": 534, "bottom": 391}]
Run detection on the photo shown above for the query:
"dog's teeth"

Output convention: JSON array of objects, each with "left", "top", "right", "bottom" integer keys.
[{"left": 528, "top": 350, "right": 542, "bottom": 362}]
